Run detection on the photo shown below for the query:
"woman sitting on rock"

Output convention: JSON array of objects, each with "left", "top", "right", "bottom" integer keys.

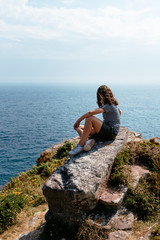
[{"left": 69, "top": 85, "right": 121, "bottom": 156}]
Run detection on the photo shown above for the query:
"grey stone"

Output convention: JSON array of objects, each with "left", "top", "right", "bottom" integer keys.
[
  {"left": 104, "top": 210, "right": 135, "bottom": 230},
  {"left": 88, "top": 207, "right": 134, "bottom": 231},
  {"left": 43, "top": 127, "right": 129, "bottom": 225},
  {"left": 28, "top": 212, "right": 42, "bottom": 228},
  {"left": 127, "top": 131, "right": 144, "bottom": 143},
  {"left": 16, "top": 225, "right": 44, "bottom": 240},
  {"left": 108, "top": 230, "right": 129, "bottom": 240}
]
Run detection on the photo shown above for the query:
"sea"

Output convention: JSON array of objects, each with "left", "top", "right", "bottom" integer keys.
[{"left": 0, "top": 84, "right": 160, "bottom": 188}]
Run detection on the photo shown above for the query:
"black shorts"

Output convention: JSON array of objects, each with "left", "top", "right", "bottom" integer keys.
[{"left": 92, "top": 122, "right": 116, "bottom": 141}]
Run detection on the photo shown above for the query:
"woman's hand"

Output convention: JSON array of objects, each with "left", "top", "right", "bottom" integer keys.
[
  {"left": 73, "top": 120, "right": 80, "bottom": 130},
  {"left": 73, "top": 108, "right": 104, "bottom": 130}
]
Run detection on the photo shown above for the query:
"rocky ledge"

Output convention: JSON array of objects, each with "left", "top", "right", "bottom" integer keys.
[{"left": 43, "top": 127, "right": 142, "bottom": 226}]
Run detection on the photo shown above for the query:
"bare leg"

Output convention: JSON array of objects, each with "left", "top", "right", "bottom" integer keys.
[
  {"left": 76, "top": 125, "right": 96, "bottom": 139},
  {"left": 75, "top": 125, "right": 84, "bottom": 138},
  {"left": 79, "top": 116, "right": 103, "bottom": 146}
]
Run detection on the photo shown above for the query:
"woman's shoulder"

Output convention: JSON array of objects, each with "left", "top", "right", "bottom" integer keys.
[
  {"left": 102, "top": 103, "right": 119, "bottom": 112},
  {"left": 103, "top": 103, "right": 117, "bottom": 108},
  {"left": 102, "top": 103, "right": 111, "bottom": 112},
  {"left": 102, "top": 103, "right": 109, "bottom": 108}
]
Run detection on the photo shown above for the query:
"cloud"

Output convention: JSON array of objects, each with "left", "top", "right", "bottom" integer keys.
[
  {"left": 0, "top": 0, "right": 160, "bottom": 44},
  {"left": 60, "top": 0, "right": 75, "bottom": 5}
]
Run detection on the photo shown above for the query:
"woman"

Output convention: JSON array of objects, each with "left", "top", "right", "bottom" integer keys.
[{"left": 69, "top": 85, "right": 121, "bottom": 156}]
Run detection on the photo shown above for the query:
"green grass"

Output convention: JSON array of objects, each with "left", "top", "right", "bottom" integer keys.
[
  {"left": 0, "top": 141, "right": 75, "bottom": 234},
  {"left": 109, "top": 140, "right": 160, "bottom": 221}
]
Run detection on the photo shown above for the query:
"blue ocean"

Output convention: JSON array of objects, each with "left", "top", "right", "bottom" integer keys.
[{"left": 0, "top": 84, "right": 160, "bottom": 188}]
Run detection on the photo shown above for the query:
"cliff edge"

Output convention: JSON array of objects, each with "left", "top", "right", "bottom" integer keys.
[{"left": 43, "top": 127, "right": 130, "bottom": 225}]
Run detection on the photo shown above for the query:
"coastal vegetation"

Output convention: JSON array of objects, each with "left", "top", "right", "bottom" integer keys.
[
  {"left": 0, "top": 141, "right": 75, "bottom": 234},
  {"left": 110, "top": 140, "right": 160, "bottom": 221},
  {"left": 0, "top": 138, "right": 160, "bottom": 239}
]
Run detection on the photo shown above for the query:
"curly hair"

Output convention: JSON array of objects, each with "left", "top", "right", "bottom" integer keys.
[{"left": 97, "top": 85, "right": 119, "bottom": 107}]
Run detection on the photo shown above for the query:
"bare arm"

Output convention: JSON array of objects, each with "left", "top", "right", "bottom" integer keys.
[{"left": 73, "top": 108, "right": 104, "bottom": 129}]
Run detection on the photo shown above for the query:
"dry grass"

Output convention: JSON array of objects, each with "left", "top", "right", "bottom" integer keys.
[
  {"left": 0, "top": 203, "right": 48, "bottom": 240},
  {"left": 77, "top": 219, "right": 109, "bottom": 240}
]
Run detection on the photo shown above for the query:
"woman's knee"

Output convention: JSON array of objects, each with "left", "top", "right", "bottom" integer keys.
[{"left": 85, "top": 116, "right": 94, "bottom": 123}]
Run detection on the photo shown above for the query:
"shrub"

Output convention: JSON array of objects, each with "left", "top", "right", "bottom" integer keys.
[
  {"left": 53, "top": 141, "right": 75, "bottom": 159},
  {"left": 109, "top": 141, "right": 160, "bottom": 220},
  {"left": 5, "top": 177, "right": 19, "bottom": 190},
  {"left": 151, "top": 223, "right": 160, "bottom": 240},
  {"left": 35, "top": 162, "right": 53, "bottom": 177},
  {"left": 0, "top": 194, "right": 25, "bottom": 234},
  {"left": 29, "top": 195, "right": 46, "bottom": 207},
  {"left": 124, "top": 177, "right": 159, "bottom": 220},
  {"left": 77, "top": 219, "right": 107, "bottom": 240},
  {"left": 112, "top": 141, "right": 160, "bottom": 172},
  {"left": 109, "top": 165, "right": 127, "bottom": 187}
]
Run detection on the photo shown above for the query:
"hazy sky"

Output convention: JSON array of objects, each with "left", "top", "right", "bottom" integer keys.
[{"left": 0, "top": 0, "right": 160, "bottom": 85}]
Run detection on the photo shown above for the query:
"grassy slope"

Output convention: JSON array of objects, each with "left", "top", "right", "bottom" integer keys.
[{"left": 0, "top": 141, "right": 75, "bottom": 235}]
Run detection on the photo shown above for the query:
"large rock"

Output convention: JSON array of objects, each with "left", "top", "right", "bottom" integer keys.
[{"left": 43, "top": 127, "right": 129, "bottom": 225}]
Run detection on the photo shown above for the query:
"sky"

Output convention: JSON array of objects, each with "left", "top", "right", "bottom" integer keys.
[{"left": 0, "top": 0, "right": 160, "bottom": 85}]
